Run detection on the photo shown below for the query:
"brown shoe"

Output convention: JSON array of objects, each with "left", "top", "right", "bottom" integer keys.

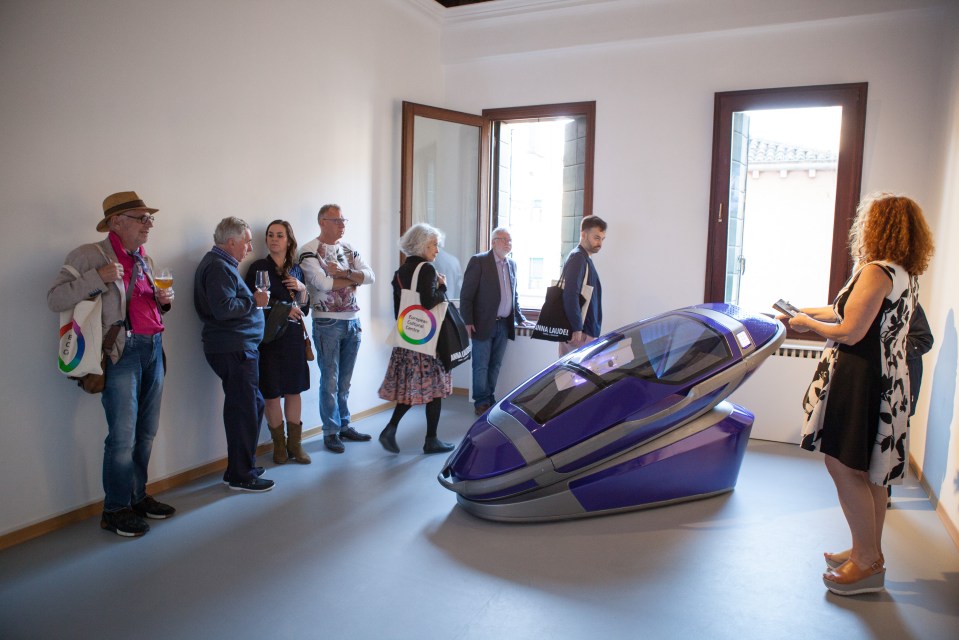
[
  {"left": 823, "top": 558, "right": 885, "bottom": 596},
  {"left": 474, "top": 403, "right": 491, "bottom": 416},
  {"left": 268, "top": 423, "right": 288, "bottom": 465},
  {"left": 286, "top": 421, "right": 312, "bottom": 464}
]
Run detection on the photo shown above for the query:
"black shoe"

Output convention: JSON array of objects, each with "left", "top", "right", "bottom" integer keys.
[
  {"left": 340, "top": 426, "right": 372, "bottom": 442},
  {"left": 379, "top": 424, "right": 399, "bottom": 454},
  {"left": 132, "top": 495, "right": 176, "bottom": 520},
  {"left": 423, "top": 437, "right": 455, "bottom": 454},
  {"left": 100, "top": 508, "right": 150, "bottom": 537},
  {"left": 228, "top": 477, "right": 275, "bottom": 492},
  {"left": 474, "top": 403, "right": 491, "bottom": 416},
  {"left": 222, "top": 467, "right": 265, "bottom": 485},
  {"left": 324, "top": 434, "right": 345, "bottom": 453}
]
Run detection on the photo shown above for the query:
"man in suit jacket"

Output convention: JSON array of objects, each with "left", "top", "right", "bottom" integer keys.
[
  {"left": 460, "top": 227, "right": 532, "bottom": 416},
  {"left": 559, "top": 215, "right": 606, "bottom": 356}
]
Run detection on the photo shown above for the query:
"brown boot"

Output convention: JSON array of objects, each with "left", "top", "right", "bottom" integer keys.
[
  {"left": 286, "top": 421, "right": 312, "bottom": 464},
  {"left": 268, "top": 423, "right": 289, "bottom": 465}
]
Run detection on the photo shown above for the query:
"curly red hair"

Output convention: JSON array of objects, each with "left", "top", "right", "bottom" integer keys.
[{"left": 849, "top": 193, "right": 934, "bottom": 276}]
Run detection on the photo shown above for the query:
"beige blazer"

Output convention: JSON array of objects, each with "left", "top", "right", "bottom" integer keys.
[{"left": 47, "top": 238, "right": 166, "bottom": 363}]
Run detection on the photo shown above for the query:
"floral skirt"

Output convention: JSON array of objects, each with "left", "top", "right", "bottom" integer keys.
[{"left": 378, "top": 347, "right": 452, "bottom": 406}]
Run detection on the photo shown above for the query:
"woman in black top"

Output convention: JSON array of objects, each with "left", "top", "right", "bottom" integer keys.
[{"left": 244, "top": 220, "right": 311, "bottom": 464}]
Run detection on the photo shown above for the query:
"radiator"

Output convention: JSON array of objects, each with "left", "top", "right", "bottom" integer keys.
[{"left": 730, "top": 343, "right": 823, "bottom": 443}]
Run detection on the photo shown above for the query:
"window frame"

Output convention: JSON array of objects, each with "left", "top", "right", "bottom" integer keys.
[
  {"left": 400, "top": 100, "right": 596, "bottom": 316},
  {"left": 483, "top": 101, "right": 596, "bottom": 240},
  {"left": 400, "top": 101, "right": 490, "bottom": 244},
  {"left": 703, "top": 83, "right": 867, "bottom": 339}
]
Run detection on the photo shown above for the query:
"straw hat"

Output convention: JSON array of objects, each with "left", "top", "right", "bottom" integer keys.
[{"left": 97, "top": 191, "right": 159, "bottom": 232}]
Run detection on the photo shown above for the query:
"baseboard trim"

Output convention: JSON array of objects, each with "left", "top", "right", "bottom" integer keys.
[
  {"left": 0, "top": 401, "right": 397, "bottom": 551},
  {"left": 910, "top": 453, "right": 959, "bottom": 551}
]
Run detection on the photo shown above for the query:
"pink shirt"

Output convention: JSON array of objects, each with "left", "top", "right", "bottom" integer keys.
[{"left": 109, "top": 232, "right": 164, "bottom": 335}]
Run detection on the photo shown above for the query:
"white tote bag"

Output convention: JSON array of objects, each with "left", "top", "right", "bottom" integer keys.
[
  {"left": 57, "top": 265, "right": 104, "bottom": 378},
  {"left": 389, "top": 262, "right": 448, "bottom": 357},
  {"left": 578, "top": 264, "right": 593, "bottom": 318}
]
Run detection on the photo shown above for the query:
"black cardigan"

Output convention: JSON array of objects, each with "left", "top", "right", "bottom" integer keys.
[{"left": 391, "top": 256, "right": 447, "bottom": 318}]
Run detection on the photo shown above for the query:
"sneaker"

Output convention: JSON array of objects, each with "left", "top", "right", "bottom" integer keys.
[
  {"left": 228, "top": 477, "right": 275, "bottom": 492},
  {"left": 340, "top": 426, "right": 372, "bottom": 442},
  {"left": 132, "top": 495, "right": 176, "bottom": 520},
  {"left": 100, "top": 508, "right": 150, "bottom": 537},
  {"left": 324, "top": 434, "right": 345, "bottom": 453}
]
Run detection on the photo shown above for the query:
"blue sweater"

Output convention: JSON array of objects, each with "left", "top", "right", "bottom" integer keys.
[{"left": 193, "top": 249, "right": 264, "bottom": 353}]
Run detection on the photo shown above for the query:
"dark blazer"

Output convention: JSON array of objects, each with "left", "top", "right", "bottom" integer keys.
[{"left": 460, "top": 250, "right": 527, "bottom": 342}]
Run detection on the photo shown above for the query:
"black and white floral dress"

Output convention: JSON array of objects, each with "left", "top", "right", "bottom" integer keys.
[{"left": 800, "top": 261, "right": 916, "bottom": 486}]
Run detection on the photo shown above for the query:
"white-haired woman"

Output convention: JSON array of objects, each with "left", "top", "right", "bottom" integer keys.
[{"left": 377, "top": 223, "right": 455, "bottom": 454}]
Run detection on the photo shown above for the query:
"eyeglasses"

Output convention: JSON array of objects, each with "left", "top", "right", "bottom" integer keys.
[
  {"left": 320, "top": 217, "right": 348, "bottom": 225},
  {"left": 492, "top": 237, "right": 512, "bottom": 244},
  {"left": 122, "top": 213, "right": 156, "bottom": 225}
]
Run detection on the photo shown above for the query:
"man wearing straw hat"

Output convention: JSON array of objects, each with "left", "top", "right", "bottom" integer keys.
[{"left": 48, "top": 191, "right": 175, "bottom": 537}]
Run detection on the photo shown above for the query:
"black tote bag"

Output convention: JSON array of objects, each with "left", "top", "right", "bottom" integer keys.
[
  {"left": 530, "top": 265, "right": 591, "bottom": 342},
  {"left": 530, "top": 282, "right": 581, "bottom": 342},
  {"left": 437, "top": 296, "right": 472, "bottom": 371}
]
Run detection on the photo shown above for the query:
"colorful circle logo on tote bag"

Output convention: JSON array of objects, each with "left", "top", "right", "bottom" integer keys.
[
  {"left": 58, "top": 319, "right": 85, "bottom": 373},
  {"left": 397, "top": 305, "right": 437, "bottom": 345}
]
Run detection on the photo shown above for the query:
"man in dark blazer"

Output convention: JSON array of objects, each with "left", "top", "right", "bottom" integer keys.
[{"left": 460, "top": 227, "right": 532, "bottom": 416}]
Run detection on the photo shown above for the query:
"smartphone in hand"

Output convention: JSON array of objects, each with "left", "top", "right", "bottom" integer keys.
[{"left": 773, "top": 299, "right": 801, "bottom": 317}]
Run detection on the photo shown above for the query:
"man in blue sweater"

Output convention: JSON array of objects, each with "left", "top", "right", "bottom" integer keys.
[
  {"left": 559, "top": 215, "right": 607, "bottom": 357},
  {"left": 194, "top": 217, "right": 273, "bottom": 492}
]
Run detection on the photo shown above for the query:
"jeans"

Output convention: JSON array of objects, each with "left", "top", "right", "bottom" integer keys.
[
  {"left": 204, "top": 350, "right": 265, "bottom": 483},
  {"left": 471, "top": 318, "right": 510, "bottom": 408},
  {"left": 313, "top": 318, "right": 361, "bottom": 435},
  {"left": 101, "top": 333, "right": 164, "bottom": 512}
]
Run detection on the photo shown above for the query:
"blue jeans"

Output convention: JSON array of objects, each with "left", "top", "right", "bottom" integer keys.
[
  {"left": 101, "top": 333, "right": 164, "bottom": 512},
  {"left": 471, "top": 318, "right": 510, "bottom": 408},
  {"left": 204, "top": 350, "right": 265, "bottom": 483},
  {"left": 313, "top": 318, "right": 361, "bottom": 435}
]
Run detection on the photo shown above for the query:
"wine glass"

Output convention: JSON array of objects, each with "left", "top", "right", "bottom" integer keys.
[
  {"left": 285, "top": 269, "right": 302, "bottom": 323},
  {"left": 255, "top": 270, "right": 271, "bottom": 309},
  {"left": 155, "top": 267, "right": 173, "bottom": 290}
]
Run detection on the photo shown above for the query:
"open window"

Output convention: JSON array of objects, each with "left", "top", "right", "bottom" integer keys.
[
  {"left": 703, "top": 83, "right": 867, "bottom": 336},
  {"left": 401, "top": 101, "right": 595, "bottom": 309}
]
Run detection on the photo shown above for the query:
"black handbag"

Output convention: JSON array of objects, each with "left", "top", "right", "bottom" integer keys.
[
  {"left": 261, "top": 300, "right": 294, "bottom": 345},
  {"left": 437, "top": 296, "right": 472, "bottom": 371}
]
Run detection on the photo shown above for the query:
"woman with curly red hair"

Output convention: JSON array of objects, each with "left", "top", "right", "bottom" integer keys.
[{"left": 784, "top": 193, "right": 934, "bottom": 595}]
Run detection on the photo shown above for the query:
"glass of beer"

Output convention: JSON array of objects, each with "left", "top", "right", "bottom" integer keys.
[{"left": 155, "top": 268, "right": 173, "bottom": 290}]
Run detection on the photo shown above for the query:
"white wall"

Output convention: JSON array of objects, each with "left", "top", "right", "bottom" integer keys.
[
  {"left": 911, "top": 2, "right": 959, "bottom": 529},
  {"left": 0, "top": 0, "right": 445, "bottom": 536},
  {"left": 441, "top": 2, "right": 959, "bottom": 533}
]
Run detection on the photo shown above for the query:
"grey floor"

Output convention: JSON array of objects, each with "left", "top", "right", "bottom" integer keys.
[{"left": 1, "top": 395, "right": 957, "bottom": 640}]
